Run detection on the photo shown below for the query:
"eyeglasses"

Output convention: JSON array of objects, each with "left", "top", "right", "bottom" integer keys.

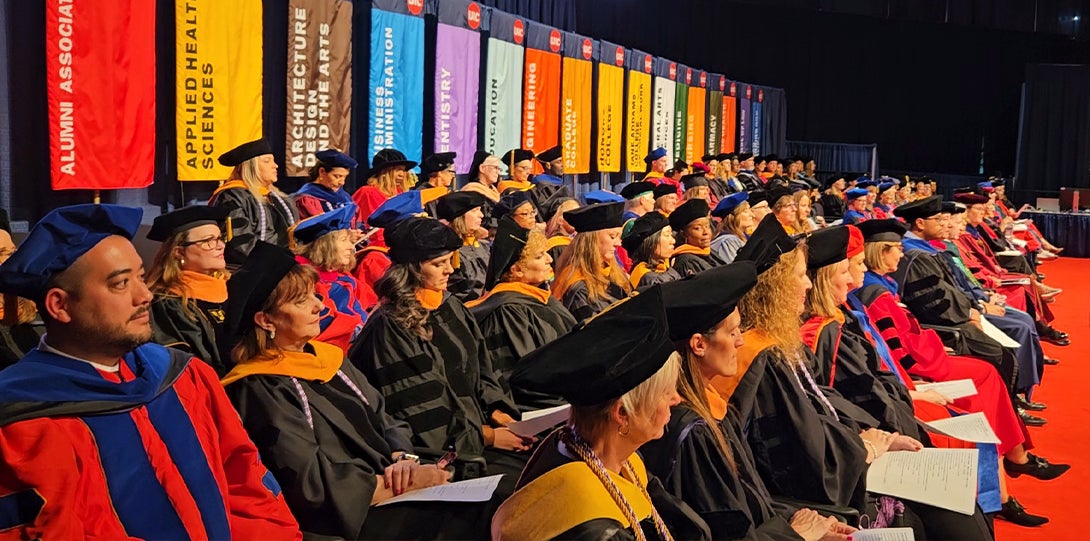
[
  {"left": 181, "top": 235, "right": 226, "bottom": 250},
  {"left": 513, "top": 208, "right": 538, "bottom": 218},
  {"left": 443, "top": 167, "right": 457, "bottom": 174}
]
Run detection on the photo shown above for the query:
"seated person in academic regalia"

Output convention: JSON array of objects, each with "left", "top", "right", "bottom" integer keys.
[
  {"left": 499, "top": 148, "right": 536, "bottom": 193},
  {"left": 494, "top": 189, "right": 539, "bottom": 231},
  {"left": 0, "top": 204, "right": 300, "bottom": 540},
  {"left": 540, "top": 191, "right": 580, "bottom": 266},
  {"left": 624, "top": 212, "right": 682, "bottom": 289},
  {"left": 289, "top": 204, "right": 368, "bottom": 353},
  {"left": 222, "top": 242, "right": 493, "bottom": 540},
  {"left": 493, "top": 289, "right": 712, "bottom": 541},
  {"left": 680, "top": 169, "right": 712, "bottom": 203},
  {"left": 653, "top": 182, "right": 681, "bottom": 216},
  {"left": 840, "top": 187, "right": 871, "bottom": 224},
  {"left": 293, "top": 148, "right": 359, "bottom": 219},
  {"left": 353, "top": 187, "right": 447, "bottom": 310},
  {"left": 146, "top": 205, "right": 234, "bottom": 375},
  {"left": 642, "top": 262, "right": 857, "bottom": 541},
  {"left": 820, "top": 174, "right": 847, "bottom": 220},
  {"left": 620, "top": 181, "right": 657, "bottom": 223},
  {"left": 768, "top": 185, "right": 803, "bottom": 235},
  {"left": 209, "top": 139, "right": 299, "bottom": 267},
  {"left": 351, "top": 148, "right": 418, "bottom": 248},
  {"left": 415, "top": 151, "right": 457, "bottom": 218},
  {"left": 467, "top": 217, "right": 577, "bottom": 411},
  {"left": 872, "top": 181, "right": 898, "bottom": 220},
  {"left": 710, "top": 192, "right": 753, "bottom": 265},
  {"left": 552, "top": 202, "right": 633, "bottom": 321},
  {"left": 669, "top": 199, "right": 720, "bottom": 277},
  {"left": 0, "top": 219, "right": 45, "bottom": 370},
  {"left": 348, "top": 217, "right": 533, "bottom": 483},
  {"left": 533, "top": 145, "right": 564, "bottom": 186},
  {"left": 641, "top": 146, "right": 670, "bottom": 183},
  {"left": 437, "top": 191, "right": 491, "bottom": 302},
  {"left": 462, "top": 150, "right": 504, "bottom": 229}
]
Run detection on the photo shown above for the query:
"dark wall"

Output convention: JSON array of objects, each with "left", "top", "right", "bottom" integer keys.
[{"left": 576, "top": 0, "right": 1089, "bottom": 176}]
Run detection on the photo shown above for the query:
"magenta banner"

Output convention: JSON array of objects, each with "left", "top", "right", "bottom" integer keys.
[{"left": 434, "top": 0, "right": 483, "bottom": 173}]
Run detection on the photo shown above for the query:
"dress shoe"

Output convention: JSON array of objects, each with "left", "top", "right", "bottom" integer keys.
[
  {"left": 1016, "top": 395, "right": 1047, "bottom": 411},
  {"left": 1038, "top": 327, "right": 1070, "bottom": 345},
  {"left": 1040, "top": 334, "right": 1069, "bottom": 346},
  {"left": 996, "top": 497, "right": 1049, "bottom": 527},
  {"left": 1018, "top": 407, "right": 1048, "bottom": 426},
  {"left": 1004, "top": 453, "right": 1070, "bottom": 480},
  {"left": 1042, "top": 357, "right": 1060, "bottom": 366}
]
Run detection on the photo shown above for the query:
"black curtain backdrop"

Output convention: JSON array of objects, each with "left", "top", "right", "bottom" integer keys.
[
  {"left": 576, "top": 0, "right": 1088, "bottom": 179},
  {"left": 1014, "top": 64, "right": 1090, "bottom": 203}
]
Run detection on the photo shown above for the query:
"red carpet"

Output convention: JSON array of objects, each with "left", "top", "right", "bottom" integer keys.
[{"left": 995, "top": 257, "right": 1086, "bottom": 540}]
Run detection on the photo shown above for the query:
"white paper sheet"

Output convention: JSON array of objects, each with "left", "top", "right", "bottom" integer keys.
[
  {"left": 375, "top": 474, "right": 504, "bottom": 507},
  {"left": 866, "top": 448, "right": 978, "bottom": 515},
  {"left": 979, "top": 317, "right": 1021, "bottom": 348},
  {"left": 923, "top": 412, "right": 1001, "bottom": 444},
  {"left": 850, "top": 527, "right": 915, "bottom": 541},
  {"left": 507, "top": 404, "right": 571, "bottom": 437},
  {"left": 914, "top": 379, "right": 978, "bottom": 400}
]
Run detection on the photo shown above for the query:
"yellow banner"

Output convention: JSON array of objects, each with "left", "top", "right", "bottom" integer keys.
[
  {"left": 596, "top": 63, "right": 624, "bottom": 172},
  {"left": 176, "top": 0, "right": 264, "bottom": 181},
  {"left": 626, "top": 70, "right": 652, "bottom": 172},
  {"left": 561, "top": 57, "right": 592, "bottom": 174},
  {"left": 685, "top": 86, "right": 706, "bottom": 164}
]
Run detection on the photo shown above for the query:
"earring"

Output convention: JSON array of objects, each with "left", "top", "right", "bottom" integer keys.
[
  {"left": 618, "top": 422, "right": 630, "bottom": 437},
  {"left": 268, "top": 328, "right": 276, "bottom": 340},
  {"left": 179, "top": 258, "right": 185, "bottom": 265}
]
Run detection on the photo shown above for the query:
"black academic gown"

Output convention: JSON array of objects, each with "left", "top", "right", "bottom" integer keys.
[
  {"left": 670, "top": 251, "right": 721, "bottom": 278},
  {"left": 640, "top": 405, "right": 803, "bottom": 541},
  {"left": 448, "top": 241, "right": 491, "bottom": 302},
  {"left": 820, "top": 194, "right": 845, "bottom": 219},
  {"left": 496, "top": 430, "right": 711, "bottom": 541},
  {"left": 708, "top": 178, "right": 733, "bottom": 200},
  {"left": 150, "top": 294, "right": 230, "bottom": 376},
  {"left": 348, "top": 293, "right": 519, "bottom": 462},
  {"left": 559, "top": 280, "right": 627, "bottom": 322},
  {"left": 209, "top": 187, "right": 298, "bottom": 268},
  {"left": 805, "top": 311, "right": 922, "bottom": 441},
  {"left": 469, "top": 290, "right": 577, "bottom": 411},
  {"left": 728, "top": 347, "right": 875, "bottom": 513}
]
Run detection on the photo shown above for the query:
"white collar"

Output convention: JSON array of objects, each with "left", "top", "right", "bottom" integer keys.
[{"left": 38, "top": 335, "right": 121, "bottom": 373}]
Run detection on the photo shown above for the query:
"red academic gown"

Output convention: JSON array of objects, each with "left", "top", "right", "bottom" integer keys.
[
  {"left": 953, "top": 233, "right": 1052, "bottom": 323},
  {"left": 0, "top": 344, "right": 301, "bottom": 540},
  {"left": 352, "top": 245, "right": 391, "bottom": 311},
  {"left": 854, "top": 280, "right": 1029, "bottom": 455}
]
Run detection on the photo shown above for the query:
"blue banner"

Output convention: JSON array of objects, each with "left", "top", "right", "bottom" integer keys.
[
  {"left": 369, "top": 6, "right": 425, "bottom": 165},
  {"left": 738, "top": 85, "right": 751, "bottom": 153}
]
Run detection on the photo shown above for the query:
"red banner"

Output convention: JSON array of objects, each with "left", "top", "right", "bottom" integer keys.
[{"left": 47, "top": 0, "right": 155, "bottom": 190}]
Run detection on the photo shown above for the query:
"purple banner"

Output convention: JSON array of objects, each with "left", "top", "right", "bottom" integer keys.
[{"left": 434, "top": 23, "right": 480, "bottom": 173}]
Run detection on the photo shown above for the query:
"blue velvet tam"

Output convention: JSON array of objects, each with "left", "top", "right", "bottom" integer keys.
[
  {"left": 290, "top": 203, "right": 357, "bottom": 246},
  {"left": 845, "top": 187, "right": 870, "bottom": 200},
  {"left": 583, "top": 190, "right": 624, "bottom": 205},
  {"left": 711, "top": 192, "right": 749, "bottom": 218},
  {"left": 367, "top": 190, "right": 439, "bottom": 229},
  {"left": 0, "top": 204, "right": 142, "bottom": 300},
  {"left": 314, "top": 149, "right": 359, "bottom": 169},
  {"left": 644, "top": 146, "right": 668, "bottom": 164}
]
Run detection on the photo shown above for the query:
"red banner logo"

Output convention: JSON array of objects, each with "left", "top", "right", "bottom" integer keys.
[
  {"left": 669, "top": 63, "right": 677, "bottom": 80},
  {"left": 582, "top": 38, "right": 592, "bottom": 60},
  {"left": 719, "top": 77, "right": 726, "bottom": 91},
  {"left": 615, "top": 46, "right": 624, "bottom": 66},
  {"left": 407, "top": 0, "right": 423, "bottom": 15},
  {"left": 643, "top": 54, "right": 652, "bottom": 73},
  {"left": 549, "top": 29, "right": 561, "bottom": 52},
  {"left": 700, "top": 72, "right": 707, "bottom": 87},
  {"left": 758, "top": 89, "right": 764, "bottom": 102},
  {"left": 513, "top": 19, "right": 525, "bottom": 44},
  {"left": 685, "top": 68, "right": 692, "bottom": 84},
  {"left": 467, "top": 2, "right": 481, "bottom": 29}
]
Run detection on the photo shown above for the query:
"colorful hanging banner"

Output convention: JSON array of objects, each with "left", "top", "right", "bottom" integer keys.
[
  {"left": 672, "top": 64, "right": 688, "bottom": 165},
  {"left": 651, "top": 58, "right": 677, "bottom": 165},
  {"left": 522, "top": 21, "right": 562, "bottom": 154},
  {"left": 435, "top": 0, "right": 484, "bottom": 173},
  {"left": 176, "top": 0, "right": 263, "bottom": 181},
  {"left": 738, "top": 84, "right": 752, "bottom": 154},
  {"left": 596, "top": 41, "right": 625, "bottom": 173},
  {"left": 722, "top": 80, "right": 737, "bottom": 153},
  {"left": 369, "top": 0, "right": 426, "bottom": 165},
  {"left": 706, "top": 74, "right": 723, "bottom": 156},
  {"left": 685, "top": 68, "right": 706, "bottom": 164},
  {"left": 752, "top": 87, "right": 763, "bottom": 154},
  {"left": 625, "top": 50, "right": 653, "bottom": 172},
  {"left": 560, "top": 32, "right": 594, "bottom": 174},
  {"left": 483, "top": 10, "right": 524, "bottom": 155},
  {"left": 48, "top": 0, "right": 155, "bottom": 190},
  {"left": 284, "top": 0, "right": 353, "bottom": 177}
]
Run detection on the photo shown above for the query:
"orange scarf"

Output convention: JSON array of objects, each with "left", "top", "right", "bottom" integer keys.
[
  {"left": 211, "top": 179, "right": 270, "bottom": 198},
  {"left": 546, "top": 236, "right": 572, "bottom": 251},
  {"left": 629, "top": 260, "right": 669, "bottom": 288},
  {"left": 710, "top": 329, "right": 776, "bottom": 402},
  {"left": 466, "top": 281, "right": 551, "bottom": 308},
  {"left": 221, "top": 340, "right": 342, "bottom": 386},
  {"left": 671, "top": 244, "right": 711, "bottom": 257},
  {"left": 497, "top": 179, "right": 533, "bottom": 193},
  {"left": 172, "top": 270, "right": 229, "bottom": 303},
  {"left": 415, "top": 288, "right": 445, "bottom": 310},
  {"left": 705, "top": 384, "right": 728, "bottom": 421},
  {"left": 552, "top": 265, "right": 612, "bottom": 301}
]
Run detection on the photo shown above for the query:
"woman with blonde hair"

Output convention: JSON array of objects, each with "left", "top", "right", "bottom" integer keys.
[
  {"left": 494, "top": 289, "right": 711, "bottom": 541},
  {"left": 792, "top": 189, "right": 818, "bottom": 233},
  {"left": 468, "top": 216, "right": 577, "bottom": 410},
  {"left": 351, "top": 148, "right": 418, "bottom": 247},
  {"left": 552, "top": 202, "right": 632, "bottom": 320},
  {"left": 641, "top": 262, "right": 856, "bottom": 541},
  {"left": 710, "top": 192, "right": 752, "bottom": 265},
  {"left": 147, "top": 205, "right": 232, "bottom": 375},
  {"left": 209, "top": 139, "right": 299, "bottom": 267}
]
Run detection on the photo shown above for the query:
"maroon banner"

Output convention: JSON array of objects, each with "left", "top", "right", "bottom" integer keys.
[{"left": 47, "top": 0, "right": 155, "bottom": 190}]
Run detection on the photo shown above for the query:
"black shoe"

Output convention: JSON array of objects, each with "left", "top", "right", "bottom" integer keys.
[
  {"left": 1005, "top": 453, "right": 1070, "bottom": 480},
  {"left": 1042, "top": 357, "right": 1060, "bottom": 366},
  {"left": 997, "top": 497, "right": 1049, "bottom": 527},
  {"left": 1018, "top": 407, "right": 1048, "bottom": 426},
  {"left": 1041, "top": 335, "right": 1071, "bottom": 346},
  {"left": 1016, "top": 395, "right": 1047, "bottom": 411}
]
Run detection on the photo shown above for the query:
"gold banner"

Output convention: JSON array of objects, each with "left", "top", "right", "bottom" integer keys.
[
  {"left": 626, "top": 70, "right": 652, "bottom": 172},
  {"left": 561, "top": 57, "right": 592, "bottom": 174},
  {"left": 596, "top": 63, "right": 624, "bottom": 172}
]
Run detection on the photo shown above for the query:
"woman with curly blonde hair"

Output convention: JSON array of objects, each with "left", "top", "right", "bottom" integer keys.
[
  {"left": 351, "top": 148, "right": 418, "bottom": 247},
  {"left": 552, "top": 202, "right": 632, "bottom": 321}
]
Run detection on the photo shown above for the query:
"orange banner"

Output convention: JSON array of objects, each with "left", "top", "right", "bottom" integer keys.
[
  {"left": 561, "top": 55, "right": 592, "bottom": 174},
  {"left": 722, "top": 94, "right": 737, "bottom": 153},
  {"left": 685, "top": 85, "right": 706, "bottom": 164},
  {"left": 522, "top": 47, "right": 561, "bottom": 153}
]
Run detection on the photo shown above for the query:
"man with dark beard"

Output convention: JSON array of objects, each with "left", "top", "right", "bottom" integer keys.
[{"left": 0, "top": 204, "right": 301, "bottom": 540}]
